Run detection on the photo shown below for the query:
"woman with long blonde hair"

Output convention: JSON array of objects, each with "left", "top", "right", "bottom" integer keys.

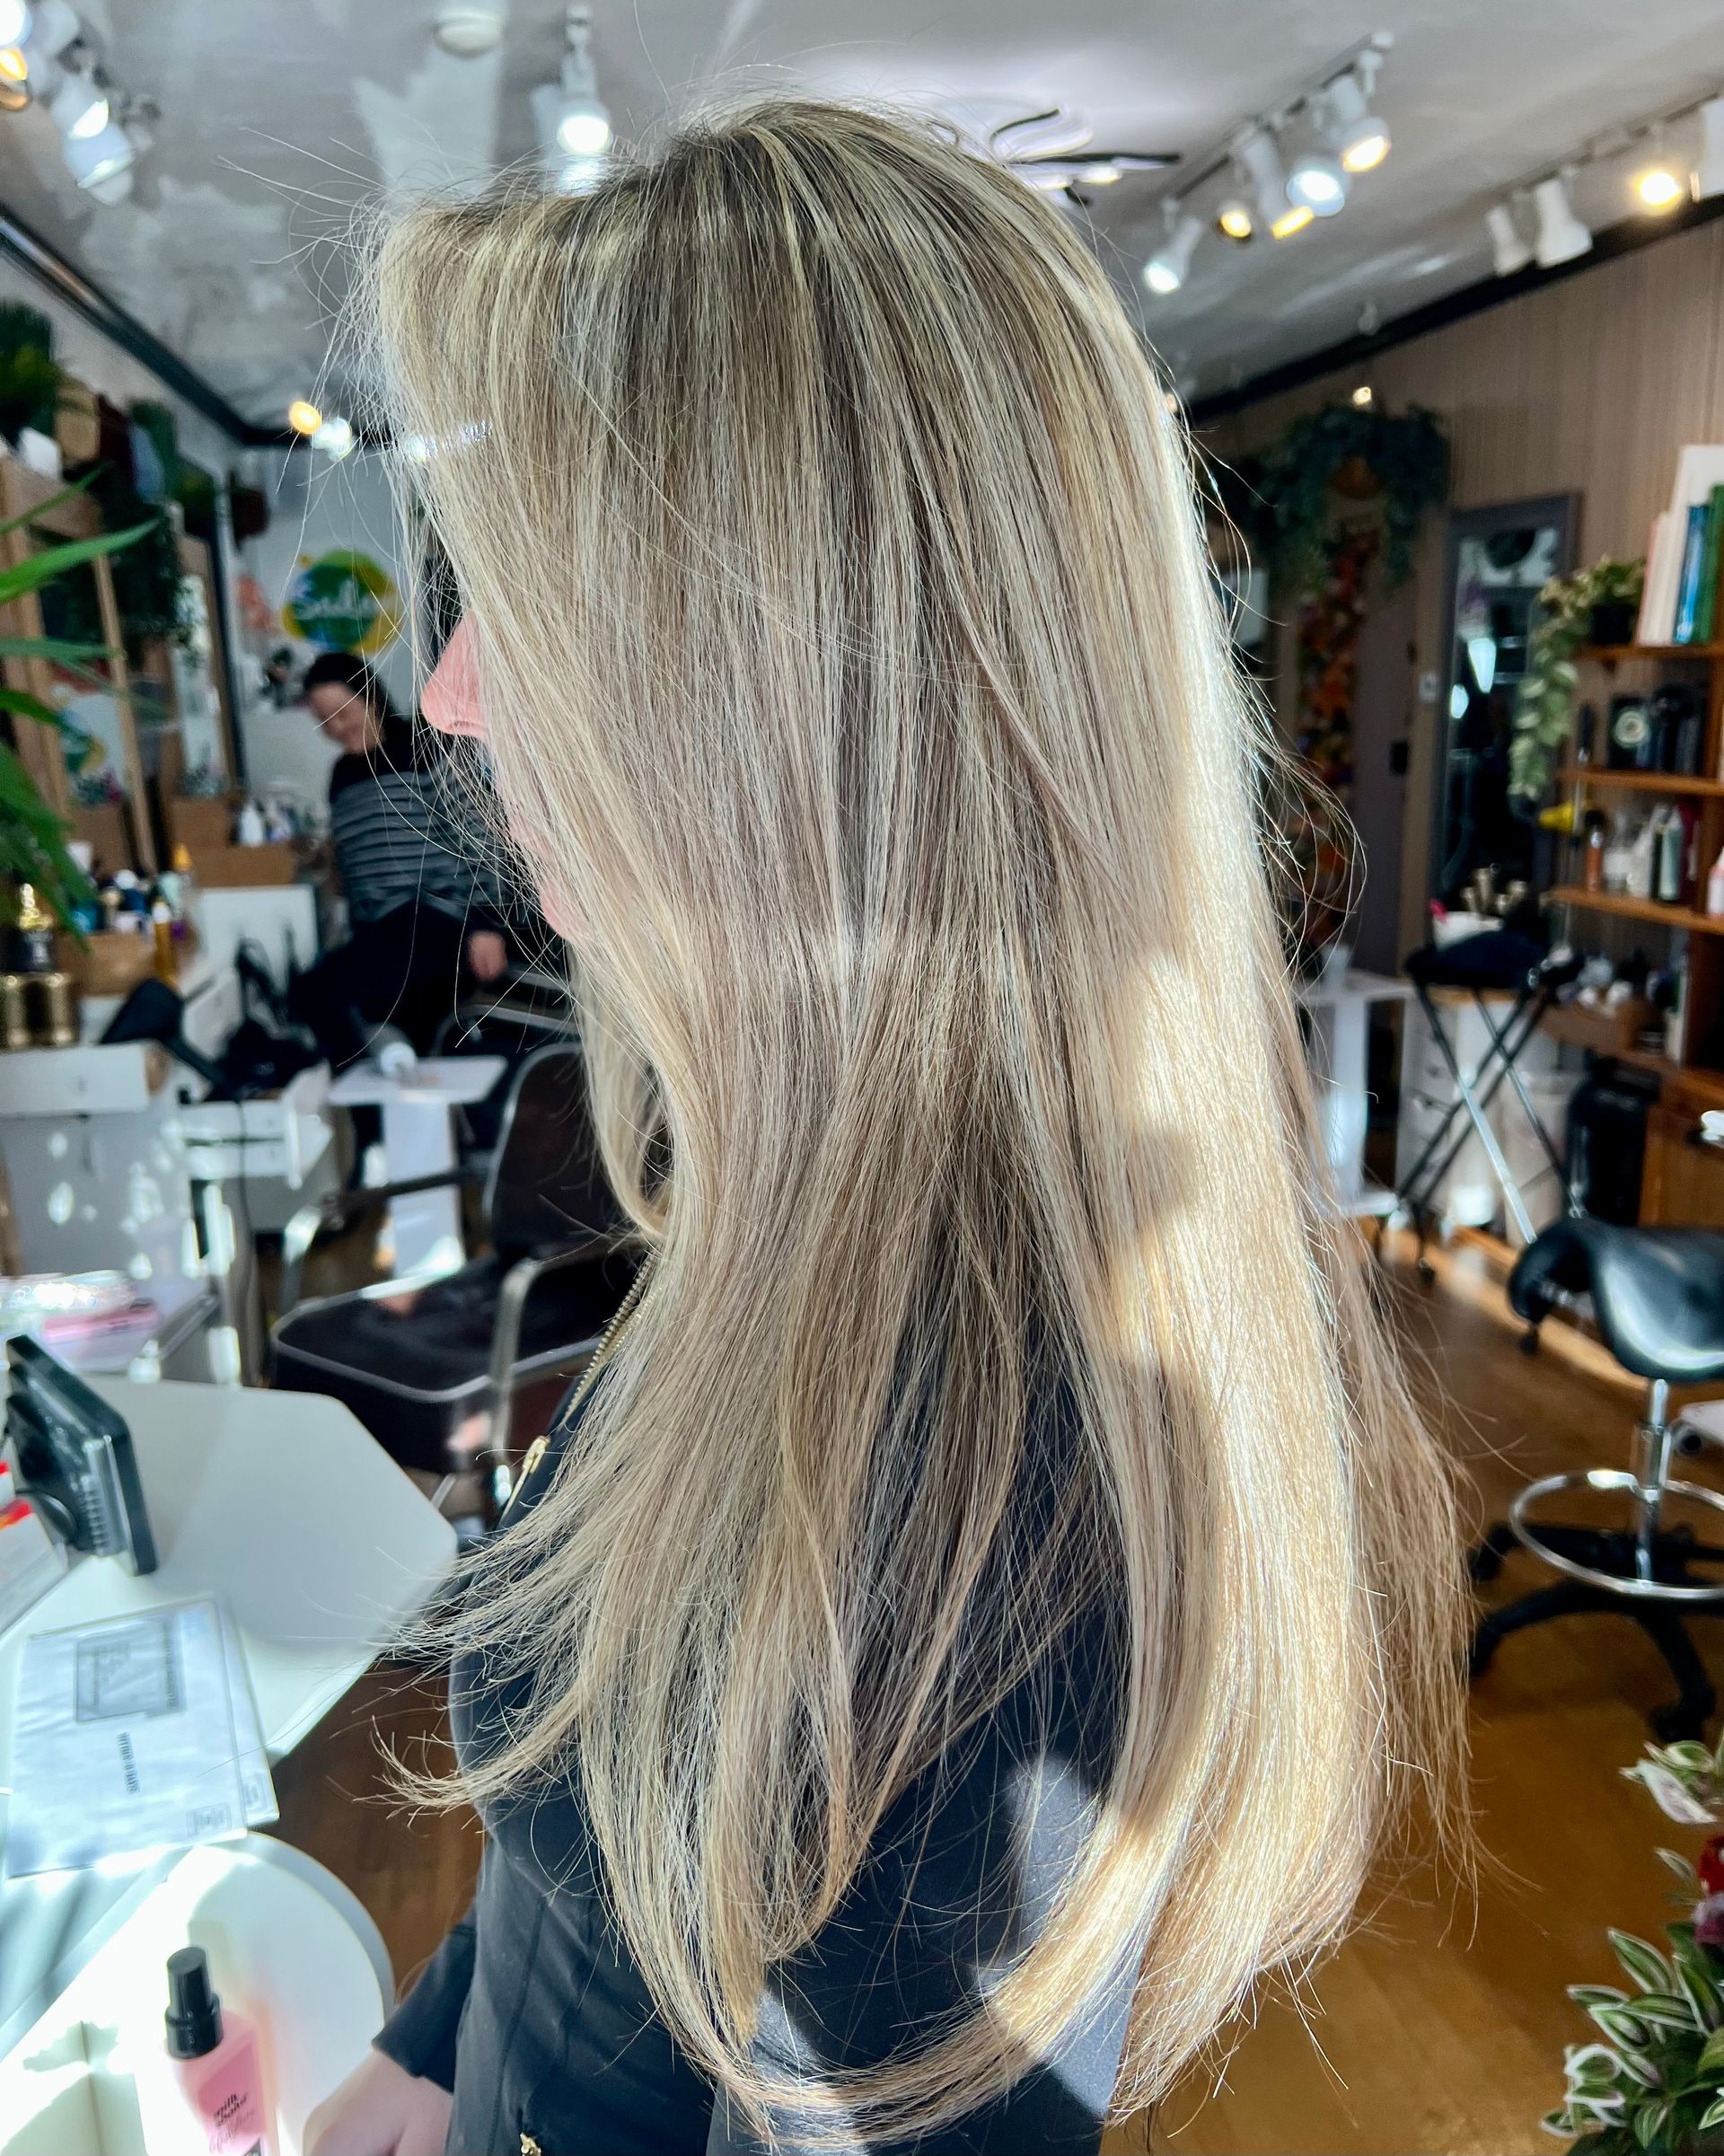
[{"left": 306, "top": 97, "right": 1464, "bottom": 2156}]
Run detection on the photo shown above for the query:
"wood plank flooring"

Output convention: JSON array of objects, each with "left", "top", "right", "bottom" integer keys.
[{"left": 270, "top": 1236, "right": 1722, "bottom": 2152}]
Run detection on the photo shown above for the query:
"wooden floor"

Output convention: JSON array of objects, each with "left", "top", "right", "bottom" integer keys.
[{"left": 271, "top": 1236, "right": 1723, "bottom": 2153}]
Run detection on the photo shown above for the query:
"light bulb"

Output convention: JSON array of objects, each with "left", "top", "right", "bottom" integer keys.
[
  {"left": 0, "top": 43, "right": 25, "bottom": 79},
  {"left": 1271, "top": 201, "right": 1314, "bottom": 240},
  {"left": 48, "top": 71, "right": 106, "bottom": 140},
  {"left": 1350, "top": 383, "right": 1375, "bottom": 409},
  {"left": 1341, "top": 128, "right": 1390, "bottom": 174},
  {"left": 556, "top": 100, "right": 611, "bottom": 157},
  {"left": 1216, "top": 198, "right": 1253, "bottom": 242},
  {"left": 312, "top": 416, "right": 354, "bottom": 460},
  {"left": 286, "top": 400, "right": 322, "bottom": 436},
  {"left": 1141, "top": 212, "right": 1202, "bottom": 297},
  {"left": 1287, "top": 151, "right": 1348, "bottom": 216},
  {"left": 0, "top": 0, "right": 28, "bottom": 47},
  {"left": 1325, "top": 67, "right": 1391, "bottom": 174},
  {"left": 1635, "top": 163, "right": 1684, "bottom": 212}
]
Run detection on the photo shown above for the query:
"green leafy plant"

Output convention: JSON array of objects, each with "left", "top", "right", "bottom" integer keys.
[
  {"left": 1546, "top": 1734, "right": 1724, "bottom": 2152},
  {"left": 0, "top": 301, "right": 64, "bottom": 445},
  {"left": 0, "top": 483, "right": 156, "bottom": 928},
  {"left": 1239, "top": 401, "right": 1450, "bottom": 590},
  {"left": 1508, "top": 556, "right": 1646, "bottom": 809}
]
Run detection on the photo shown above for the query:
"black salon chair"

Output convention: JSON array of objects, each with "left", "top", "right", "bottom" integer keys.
[
  {"left": 1471, "top": 1219, "right": 1724, "bottom": 1738},
  {"left": 271, "top": 1042, "right": 636, "bottom": 1525}
]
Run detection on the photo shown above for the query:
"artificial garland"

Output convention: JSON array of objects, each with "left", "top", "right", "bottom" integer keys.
[
  {"left": 1215, "top": 400, "right": 1450, "bottom": 591},
  {"left": 1508, "top": 556, "right": 1645, "bottom": 810}
]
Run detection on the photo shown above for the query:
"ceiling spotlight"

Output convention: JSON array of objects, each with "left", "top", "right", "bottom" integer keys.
[
  {"left": 18, "top": 0, "right": 77, "bottom": 55},
  {"left": 1142, "top": 210, "right": 1201, "bottom": 296},
  {"left": 1532, "top": 172, "right": 1591, "bottom": 268},
  {"left": 1286, "top": 149, "right": 1349, "bottom": 217},
  {"left": 1325, "top": 58, "right": 1391, "bottom": 173},
  {"left": 0, "top": 0, "right": 26, "bottom": 46},
  {"left": 48, "top": 71, "right": 108, "bottom": 140},
  {"left": 432, "top": 4, "right": 505, "bottom": 57},
  {"left": 1699, "top": 96, "right": 1724, "bottom": 200},
  {"left": 312, "top": 416, "right": 355, "bottom": 460},
  {"left": 1216, "top": 196, "right": 1253, "bottom": 242},
  {"left": 0, "top": 41, "right": 24, "bottom": 79},
  {"left": 1486, "top": 201, "right": 1533, "bottom": 276},
  {"left": 286, "top": 400, "right": 322, "bottom": 437},
  {"left": 1350, "top": 383, "right": 1375, "bottom": 409},
  {"left": 63, "top": 119, "right": 134, "bottom": 191},
  {"left": 552, "top": 5, "right": 610, "bottom": 159},
  {"left": 1271, "top": 201, "right": 1314, "bottom": 240},
  {"left": 1235, "top": 124, "right": 1293, "bottom": 235}
]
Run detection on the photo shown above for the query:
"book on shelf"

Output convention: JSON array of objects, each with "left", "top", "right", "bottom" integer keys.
[
  {"left": 1640, "top": 444, "right": 1724, "bottom": 644},
  {"left": 1700, "top": 487, "right": 1724, "bottom": 644},
  {"left": 1675, "top": 501, "right": 1709, "bottom": 643}
]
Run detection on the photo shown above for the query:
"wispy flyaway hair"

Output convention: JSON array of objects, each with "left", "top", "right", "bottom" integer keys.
[{"left": 371, "top": 96, "right": 1465, "bottom": 2143}]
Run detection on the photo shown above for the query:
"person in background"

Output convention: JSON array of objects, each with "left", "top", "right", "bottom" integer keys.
[{"left": 288, "top": 649, "right": 513, "bottom": 1068}]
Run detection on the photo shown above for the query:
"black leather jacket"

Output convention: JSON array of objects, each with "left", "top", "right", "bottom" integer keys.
[{"left": 376, "top": 1405, "right": 1130, "bottom": 2156}]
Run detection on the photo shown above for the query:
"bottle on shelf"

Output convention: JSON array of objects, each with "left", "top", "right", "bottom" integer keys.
[{"left": 1708, "top": 843, "right": 1724, "bottom": 920}]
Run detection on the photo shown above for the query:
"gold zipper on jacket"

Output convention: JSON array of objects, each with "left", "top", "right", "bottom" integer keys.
[{"left": 500, "top": 1251, "right": 655, "bottom": 1520}]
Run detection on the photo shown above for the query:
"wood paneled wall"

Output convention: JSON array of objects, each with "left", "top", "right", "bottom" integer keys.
[{"left": 1202, "top": 216, "right": 1724, "bottom": 956}]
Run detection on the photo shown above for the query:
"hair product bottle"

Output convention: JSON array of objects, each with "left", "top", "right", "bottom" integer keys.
[{"left": 156, "top": 1946, "right": 277, "bottom": 2155}]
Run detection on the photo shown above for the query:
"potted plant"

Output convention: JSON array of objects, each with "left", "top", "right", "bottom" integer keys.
[
  {"left": 1544, "top": 1732, "right": 1724, "bottom": 2152},
  {"left": 1508, "top": 556, "right": 1646, "bottom": 809},
  {"left": 0, "top": 484, "right": 154, "bottom": 929},
  {"left": 0, "top": 301, "right": 63, "bottom": 448}
]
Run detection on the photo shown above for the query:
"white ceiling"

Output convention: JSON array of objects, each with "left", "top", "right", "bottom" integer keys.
[{"left": 3, "top": 0, "right": 1720, "bottom": 428}]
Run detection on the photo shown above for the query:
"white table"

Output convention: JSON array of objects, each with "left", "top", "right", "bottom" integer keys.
[
  {"left": 1297, "top": 968, "right": 1413, "bottom": 1217},
  {"left": 329, "top": 1055, "right": 507, "bottom": 1277},
  {"left": 0, "top": 1376, "right": 455, "bottom": 2059}
]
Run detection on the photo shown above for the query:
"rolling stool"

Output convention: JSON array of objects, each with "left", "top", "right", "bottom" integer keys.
[
  {"left": 1397, "top": 935, "right": 1583, "bottom": 1279},
  {"left": 1471, "top": 1219, "right": 1724, "bottom": 1739}
]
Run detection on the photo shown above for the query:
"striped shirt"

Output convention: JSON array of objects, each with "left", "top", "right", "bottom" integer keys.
[{"left": 328, "top": 718, "right": 508, "bottom": 930}]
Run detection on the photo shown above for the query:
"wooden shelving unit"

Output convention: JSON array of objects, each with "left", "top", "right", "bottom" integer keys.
[
  {"left": 1580, "top": 641, "right": 1724, "bottom": 664},
  {"left": 1546, "top": 885, "right": 1724, "bottom": 935},
  {"left": 1544, "top": 636, "right": 1724, "bottom": 1209},
  {"left": 1557, "top": 764, "right": 1724, "bottom": 796}
]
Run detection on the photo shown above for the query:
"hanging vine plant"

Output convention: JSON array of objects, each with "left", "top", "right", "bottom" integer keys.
[{"left": 1246, "top": 401, "right": 1451, "bottom": 590}]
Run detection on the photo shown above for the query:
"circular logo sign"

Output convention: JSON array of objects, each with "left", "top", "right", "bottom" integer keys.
[{"left": 283, "top": 550, "right": 401, "bottom": 655}]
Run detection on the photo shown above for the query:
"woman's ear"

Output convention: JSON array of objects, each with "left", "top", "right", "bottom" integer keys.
[{"left": 423, "top": 616, "right": 486, "bottom": 737}]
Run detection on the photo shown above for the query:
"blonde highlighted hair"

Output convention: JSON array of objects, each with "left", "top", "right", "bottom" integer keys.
[{"left": 372, "top": 97, "right": 1464, "bottom": 2143}]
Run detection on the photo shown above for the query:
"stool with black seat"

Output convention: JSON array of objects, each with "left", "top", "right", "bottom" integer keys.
[
  {"left": 1471, "top": 1219, "right": 1724, "bottom": 1738},
  {"left": 271, "top": 1041, "right": 637, "bottom": 1530},
  {"left": 1398, "top": 933, "right": 1583, "bottom": 1278}
]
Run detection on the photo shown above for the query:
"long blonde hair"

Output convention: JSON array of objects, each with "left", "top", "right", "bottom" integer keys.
[{"left": 372, "top": 97, "right": 1464, "bottom": 2143}]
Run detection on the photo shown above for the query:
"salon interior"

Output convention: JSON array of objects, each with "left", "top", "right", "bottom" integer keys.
[{"left": 4, "top": 4, "right": 1724, "bottom": 2153}]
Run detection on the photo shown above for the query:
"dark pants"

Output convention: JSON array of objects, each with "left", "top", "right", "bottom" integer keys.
[{"left": 289, "top": 902, "right": 471, "bottom": 1070}]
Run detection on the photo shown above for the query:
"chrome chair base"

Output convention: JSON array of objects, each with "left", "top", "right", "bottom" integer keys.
[{"left": 1472, "top": 1379, "right": 1724, "bottom": 1740}]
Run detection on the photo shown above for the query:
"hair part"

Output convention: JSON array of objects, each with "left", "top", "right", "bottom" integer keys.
[{"left": 371, "top": 95, "right": 1466, "bottom": 2144}]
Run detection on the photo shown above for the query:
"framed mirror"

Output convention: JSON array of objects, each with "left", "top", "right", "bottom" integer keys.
[{"left": 1430, "top": 493, "right": 1579, "bottom": 908}]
